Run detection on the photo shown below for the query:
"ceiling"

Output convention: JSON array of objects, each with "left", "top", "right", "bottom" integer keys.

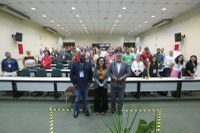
[{"left": 0, "top": 0, "right": 200, "bottom": 36}]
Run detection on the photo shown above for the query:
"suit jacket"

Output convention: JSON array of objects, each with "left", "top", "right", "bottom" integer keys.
[
  {"left": 109, "top": 61, "right": 131, "bottom": 89},
  {"left": 93, "top": 68, "right": 109, "bottom": 89},
  {"left": 70, "top": 61, "right": 93, "bottom": 88}
]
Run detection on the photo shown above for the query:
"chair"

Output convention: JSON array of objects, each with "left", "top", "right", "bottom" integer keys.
[
  {"left": 52, "top": 60, "right": 57, "bottom": 64},
  {"left": 32, "top": 69, "right": 47, "bottom": 96},
  {"left": 51, "top": 68, "right": 62, "bottom": 77},
  {"left": 35, "top": 69, "right": 47, "bottom": 77},
  {"left": 18, "top": 69, "right": 30, "bottom": 77},
  {"left": 65, "top": 86, "right": 75, "bottom": 108},
  {"left": 56, "top": 62, "right": 63, "bottom": 69}
]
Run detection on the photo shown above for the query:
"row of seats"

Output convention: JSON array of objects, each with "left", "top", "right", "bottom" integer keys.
[{"left": 18, "top": 68, "right": 63, "bottom": 77}]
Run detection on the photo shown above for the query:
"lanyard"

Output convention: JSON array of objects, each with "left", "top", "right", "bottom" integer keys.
[{"left": 7, "top": 59, "right": 11, "bottom": 64}]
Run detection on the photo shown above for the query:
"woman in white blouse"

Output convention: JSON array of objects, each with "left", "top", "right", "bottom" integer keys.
[
  {"left": 170, "top": 54, "right": 184, "bottom": 77},
  {"left": 131, "top": 55, "right": 144, "bottom": 77}
]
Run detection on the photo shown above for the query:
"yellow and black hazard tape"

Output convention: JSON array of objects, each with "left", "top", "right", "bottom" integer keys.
[
  {"left": 49, "top": 107, "right": 54, "bottom": 133},
  {"left": 49, "top": 107, "right": 162, "bottom": 133}
]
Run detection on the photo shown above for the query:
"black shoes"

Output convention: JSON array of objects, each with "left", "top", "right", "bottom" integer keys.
[
  {"left": 84, "top": 109, "right": 90, "bottom": 116},
  {"left": 118, "top": 110, "right": 122, "bottom": 115},
  {"left": 73, "top": 111, "right": 78, "bottom": 118}
]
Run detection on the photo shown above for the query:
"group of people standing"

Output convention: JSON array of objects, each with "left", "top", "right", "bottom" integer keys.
[{"left": 70, "top": 51, "right": 131, "bottom": 118}]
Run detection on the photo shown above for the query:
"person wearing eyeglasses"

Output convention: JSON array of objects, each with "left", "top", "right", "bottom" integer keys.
[
  {"left": 109, "top": 51, "right": 131, "bottom": 115},
  {"left": 93, "top": 57, "right": 109, "bottom": 115}
]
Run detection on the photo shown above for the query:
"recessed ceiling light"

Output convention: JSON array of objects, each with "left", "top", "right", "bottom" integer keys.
[
  {"left": 31, "top": 7, "right": 36, "bottom": 10},
  {"left": 72, "top": 7, "right": 76, "bottom": 10},
  {"left": 50, "top": 20, "right": 54, "bottom": 23},
  {"left": 42, "top": 15, "right": 47, "bottom": 18},
  {"left": 138, "top": 25, "right": 142, "bottom": 28},
  {"left": 118, "top": 14, "right": 122, "bottom": 17},
  {"left": 80, "top": 20, "right": 83, "bottom": 23},
  {"left": 162, "top": 8, "right": 166, "bottom": 11},
  {"left": 112, "top": 27, "right": 115, "bottom": 29},
  {"left": 144, "top": 21, "right": 148, "bottom": 24},
  {"left": 131, "top": 31, "right": 133, "bottom": 32},
  {"left": 122, "top": 7, "right": 126, "bottom": 10},
  {"left": 82, "top": 24, "right": 85, "bottom": 27},
  {"left": 76, "top": 14, "right": 80, "bottom": 17},
  {"left": 65, "top": 31, "right": 68, "bottom": 32},
  {"left": 84, "top": 27, "right": 87, "bottom": 29},
  {"left": 114, "top": 24, "right": 116, "bottom": 26},
  {"left": 61, "top": 27, "right": 64, "bottom": 29},
  {"left": 115, "top": 20, "right": 119, "bottom": 23},
  {"left": 151, "top": 15, "right": 155, "bottom": 18},
  {"left": 128, "top": 33, "right": 130, "bottom": 34},
  {"left": 57, "top": 24, "right": 60, "bottom": 27}
]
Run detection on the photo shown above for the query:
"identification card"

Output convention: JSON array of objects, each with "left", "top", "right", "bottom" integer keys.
[
  {"left": 79, "top": 71, "right": 84, "bottom": 78},
  {"left": 153, "top": 69, "right": 156, "bottom": 74},
  {"left": 8, "top": 64, "right": 11, "bottom": 68},
  {"left": 146, "top": 58, "right": 149, "bottom": 62}
]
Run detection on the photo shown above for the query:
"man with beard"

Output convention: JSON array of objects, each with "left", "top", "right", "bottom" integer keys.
[
  {"left": 70, "top": 52, "right": 93, "bottom": 118},
  {"left": 109, "top": 51, "right": 131, "bottom": 115}
]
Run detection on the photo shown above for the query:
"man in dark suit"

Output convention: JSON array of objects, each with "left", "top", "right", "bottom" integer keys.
[
  {"left": 109, "top": 51, "right": 131, "bottom": 115},
  {"left": 70, "top": 52, "right": 93, "bottom": 118}
]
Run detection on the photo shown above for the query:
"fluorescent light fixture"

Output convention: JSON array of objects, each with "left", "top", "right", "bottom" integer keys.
[
  {"left": 118, "top": 14, "right": 122, "bottom": 17},
  {"left": 144, "top": 21, "right": 148, "bottom": 24},
  {"left": 50, "top": 20, "right": 54, "bottom": 23},
  {"left": 115, "top": 20, "right": 119, "bottom": 23},
  {"left": 84, "top": 27, "right": 87, "bottom": 29},
  {"left": 162, "top": 8, "right": 166, "bottom": 11},
  {"left": 72, "top": 7, "right": 76, "bottom": 10},
  {"left": 76, "top": 14, "right": 80, "bottom": 17},
  {"left": 0, "top": 4, "right": 30, "bottom": 20},
  {"left": 42, "top": 15, "right": 47, "bottom": 18},
  {"left": 80, "top": 20, "right": 83, "bottom": 23},
  {"left": 61, "top": 27, "right": 64, "bottom": 29},
  {"left": 57, "top": 24, "right": 60, "bottom": 27},
  {"left": 43, "top": 27, "right": 57, "bottom": 33},
  {"left": 112, "top": 27, "right": 115, "bottom": 29},
  {"left": 138, "top": 25, "right": 142, "bottom": 28},
  {"left": 152, "top": 19, "right": 172, "bottom": 28},
  {"left": 122, "top": 7, "right": 126, "bottom": 10},
  {"left": 151, "top": 15, "right": 155, "bottom": 18},
  {"left": 31, "top": 7, "right": 36, "bottom": 10},
  {"left": 114, "top": 24, "right": 116, "bottom": 26},
  {"left": 82, "top": 24, "right": 85, "bottom": 26}
]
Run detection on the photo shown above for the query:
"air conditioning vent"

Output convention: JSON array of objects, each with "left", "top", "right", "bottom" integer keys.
[
  {"left": 0, "top": 4, "right": 30, "bottom": 20},
  {"left": 152, "top": 19, "right": 172, "bottom": 28}
]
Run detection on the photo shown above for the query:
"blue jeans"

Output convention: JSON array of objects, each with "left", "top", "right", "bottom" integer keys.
[{"left": 74, "top": 85, "right": 88, "bottom": 112}]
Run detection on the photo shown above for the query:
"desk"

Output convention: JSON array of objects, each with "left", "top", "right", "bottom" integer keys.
[
  {"left": 0, "top": 77, "right": 200, "bottom": 99},
  {"left": 37, "top": 64, "right": 69, "bottom": 69}
]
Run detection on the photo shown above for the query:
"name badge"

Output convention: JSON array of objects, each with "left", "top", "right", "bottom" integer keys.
[
  {"left": 109, "top": 60, "right": 112, "bottom": 63},
  {"left": 146, "top": 58, "right": 149, "bottom": 62},
  {"left": 8, "top": 64, "right": 11, "bottom": 68},
  {"left": 79, "top": 71, "right": 84, "bottom": 78},
  {"left": 153, "top": 69, "right": 156, "bottom": 74},
  {"left": 193, "top": 67, "right": 197, "bottom": 72},
  {"left": 63, "top": 55, "right": 65, "bottom": 59}
]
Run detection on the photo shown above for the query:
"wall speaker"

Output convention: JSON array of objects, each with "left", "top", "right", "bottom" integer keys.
[
  {"left": 15, "top": 32, "right": 23, "bottom": 42},
  {"left": 175, "top": 33, "right": 181, "bottom": 42}
]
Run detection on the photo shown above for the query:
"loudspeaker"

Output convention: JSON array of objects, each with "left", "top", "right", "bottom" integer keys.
[
  {"left": 15, "top": 32, "right": 23, "bottom": 42},
  {"left": 175, "top": 33, "right": 181, "bottom": 42}
]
